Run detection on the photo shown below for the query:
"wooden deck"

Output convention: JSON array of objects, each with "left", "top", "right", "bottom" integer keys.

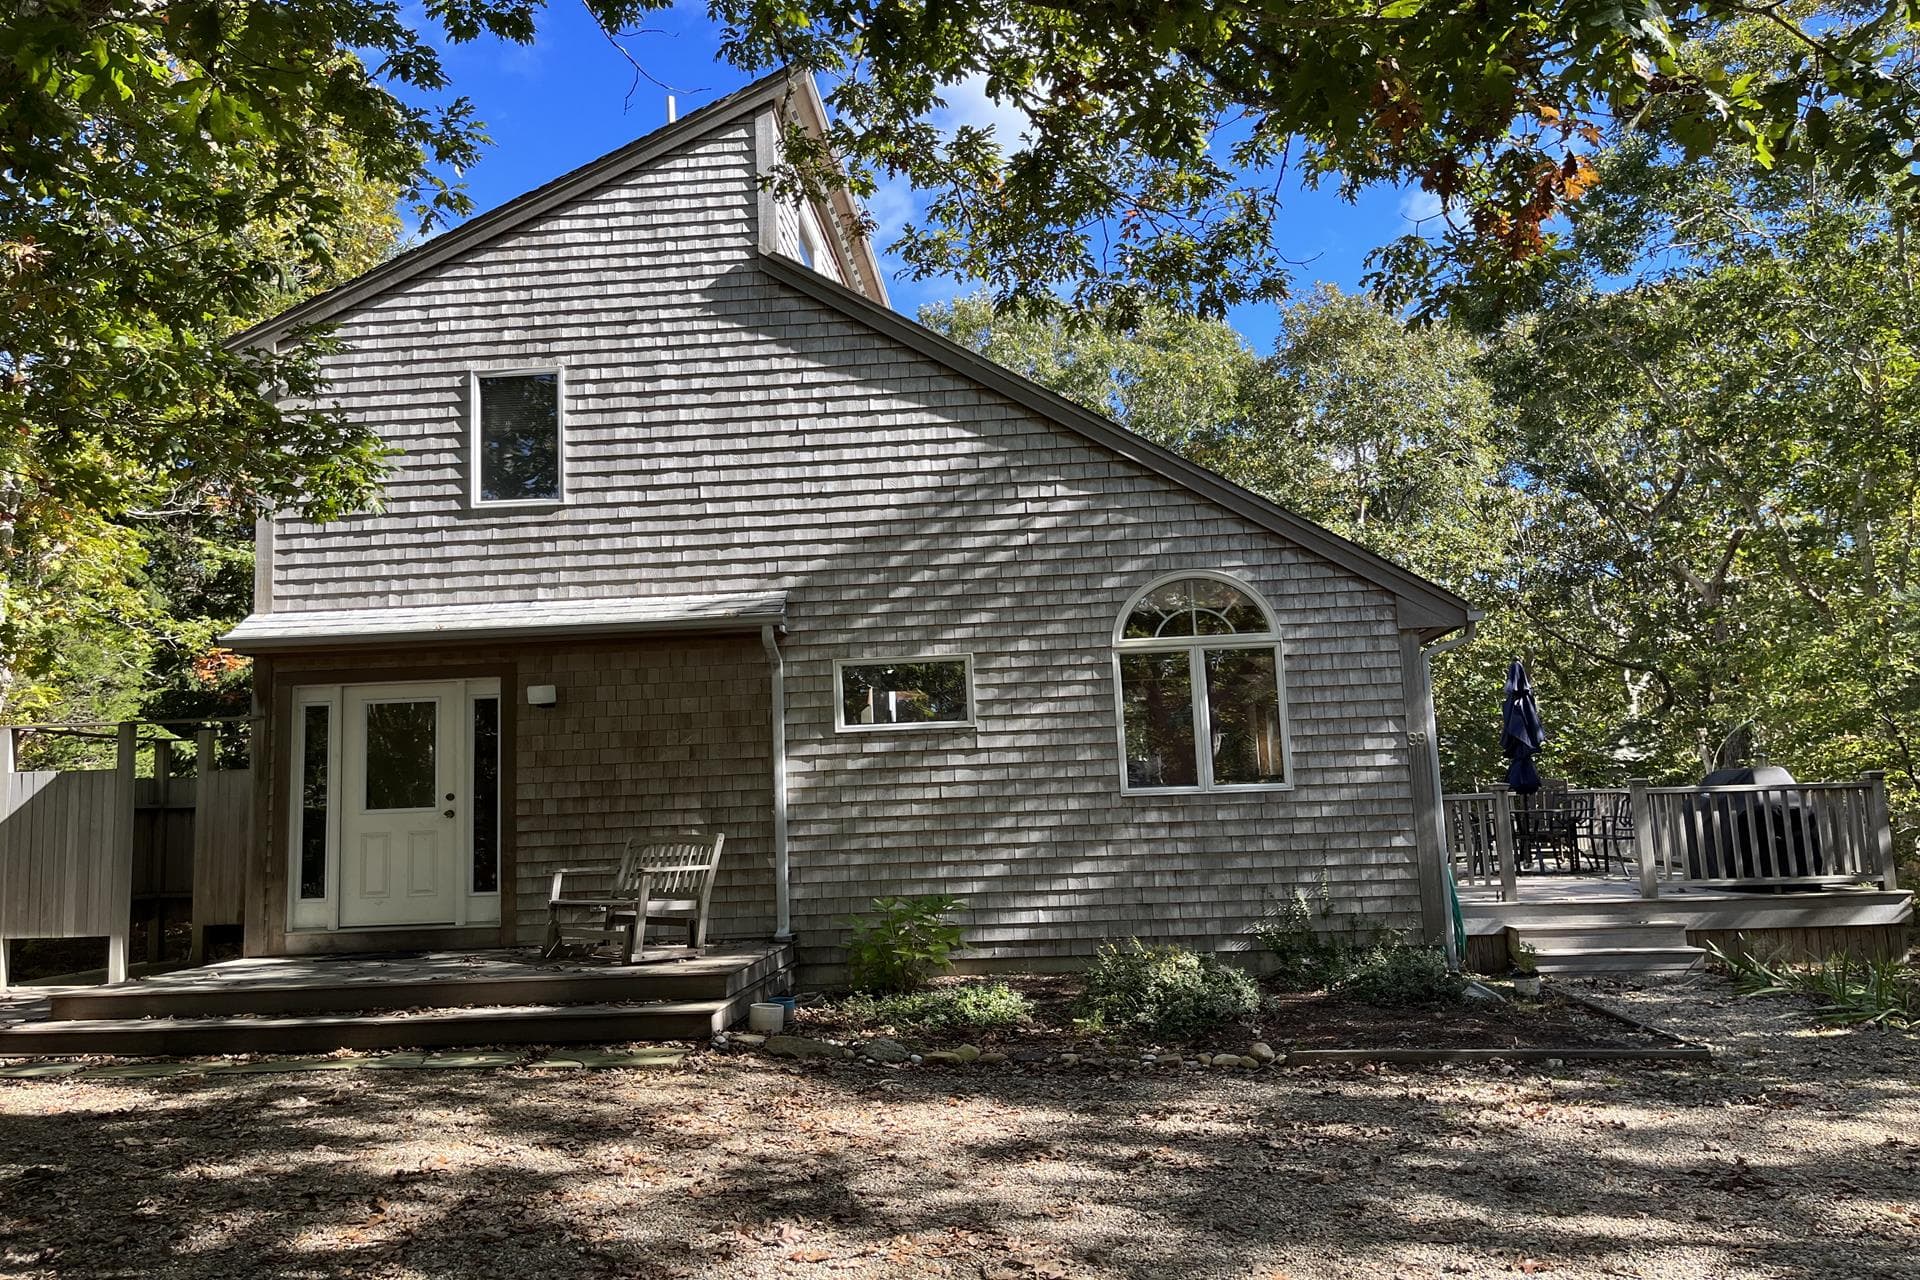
[
  {"left": 0, "top": 942, "right": 792, "bottom": 1057},
  {"left": 1459, "top": 873, "right": 1911, "bottom": 973}
]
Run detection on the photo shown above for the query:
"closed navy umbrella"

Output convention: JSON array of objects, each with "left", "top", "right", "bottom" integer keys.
[{"left": 1501, "top": 660, "right": 1546, "bottom": 794}]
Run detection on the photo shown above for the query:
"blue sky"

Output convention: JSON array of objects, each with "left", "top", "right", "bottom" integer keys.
[{"left": 424, "top": 7, "right": 1438, "bottom": 352}]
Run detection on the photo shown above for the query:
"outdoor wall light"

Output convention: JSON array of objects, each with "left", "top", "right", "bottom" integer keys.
[{"left": 526, "top": 684, "right": 558, "bottom": 708}]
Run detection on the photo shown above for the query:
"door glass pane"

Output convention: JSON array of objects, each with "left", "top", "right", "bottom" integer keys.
[
  {"left": 298, "top": 705, "right": 329, "bottom": 899},
  {"left": 1119, "top": 651, "right": 1198, "bottom": 788},
  {"left": 472, "top": 697, "right": 500, "bottom": 893},
  {"left": 839, "top": 659, "right": 970, "bottom": 726},
  {"left": 478, "top": 373, "right": 560, "bottom": 502},
  {"left": 364, "top": 701, "right": 437, "bottom": 810},
  {"left": 1205, "top": 647, "right": 1286, "bottom": 785}
]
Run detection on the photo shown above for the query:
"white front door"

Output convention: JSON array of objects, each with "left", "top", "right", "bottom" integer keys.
[{"left": 339, "top": 684, "right": 460, "bottom": 928}]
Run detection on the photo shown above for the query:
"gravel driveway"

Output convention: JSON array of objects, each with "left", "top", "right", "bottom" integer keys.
[{"left": 1, "top": 976, "right": 1916, "bottom": 1280}]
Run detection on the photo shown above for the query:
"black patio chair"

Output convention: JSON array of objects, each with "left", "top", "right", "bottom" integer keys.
[{"left": 1513, "top": 781, "right": 1582, "bottom": 873}]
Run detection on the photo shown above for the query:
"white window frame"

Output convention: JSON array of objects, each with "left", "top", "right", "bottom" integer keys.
[
  {"left": 287, "top": 687, "right": 344, "bottom": 931},
  {"left": 796, "top": 200, "right": 834, "bottom": 277},
  {"left": 833, "top": 654, "right": 976, "bottom": 733},
  {"left": 1111, "top": 570, "right": 1294, "bottom": 796},
  {"left": 469, "top": 366, "right": 567, "bottom": 508}
]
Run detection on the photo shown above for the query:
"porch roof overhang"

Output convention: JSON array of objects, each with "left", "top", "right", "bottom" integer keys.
[{"left": 220, "top": 591, "right": 789, "bottom": 654}]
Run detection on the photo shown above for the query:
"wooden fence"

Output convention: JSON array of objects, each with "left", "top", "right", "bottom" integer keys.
[
  {"left": 1445, "top": 773, "right": 1899, "bottom": 902},
  {"left": 0, "top": 723, "right": 252, "bottom": 987}
]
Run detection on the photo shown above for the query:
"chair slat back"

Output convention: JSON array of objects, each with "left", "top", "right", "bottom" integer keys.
[{"left": 612, "top": 833, "right": 725, "bottom": 898}]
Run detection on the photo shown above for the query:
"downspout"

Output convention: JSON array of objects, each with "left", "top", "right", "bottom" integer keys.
[
  {"left": 1421, "top": 621, "right": 1478, "bottom": 969},
  {"left": 761, "top": 624, "right": 793, "bottom": 941}
]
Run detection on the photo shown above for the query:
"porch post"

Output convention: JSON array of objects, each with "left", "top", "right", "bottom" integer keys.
[
  {"left": 191, "top": 727, "right": 218, "bottom": 963},
  {"left": 1630, "top": 778, "right": 1659, "bottom": 900},
  {"left": 1865, "top": 771, "right": 1898, "bottom": 891},
  {"left": 1490, "top": 784, "right": 1517, "bottom": 902},
  {"left": 109, "top": 722, "right": 138, "bottom": 983},
  {"left": 0, "top": 727, "right": 11, "bottom": 988},
  {"left": 761, "top": 625, "right": 792, "bottom": 941}
]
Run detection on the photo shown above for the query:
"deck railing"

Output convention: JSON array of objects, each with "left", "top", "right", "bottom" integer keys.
[{"left": 1444, "top": 773, "right": 1899, "bottom": 901}]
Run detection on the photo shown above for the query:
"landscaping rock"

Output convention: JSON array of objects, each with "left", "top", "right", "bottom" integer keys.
[
  {"left": 732, "top": 1033, "right": 767, "bottom": 1047},
  {"left": 1238, "top": 1056, "right": 1261, "bottom": 1070},
  {"left": 1249, "top": 1041, "right": 1276, "bottom": 1063},
  {"left": 952, "top": 1044, "right": 981, "bottom": 1063},
  {"left": 859, "top": 1038, "right": 911, "bottom": 1064},
  {"left": 1211, "top": 1053, "right": 1241, "bottom": 1068},
  {"left": 1059, "top": 1053, "right": 1080, "bottom": 1066},
  {"left": 977, "top": 1051, "right": 1007, "bottom": 1066},
  {"left": 922, "top": 1051, "right": 965, "bottom": 1066},
  {"left": 765, "top": 1035, "right": 840, "bottom": 1060}
]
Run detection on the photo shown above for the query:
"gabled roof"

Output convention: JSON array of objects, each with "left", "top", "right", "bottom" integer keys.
[
  {"left": 756, "top": 253, "right": 1477, "bottom": 638},
  {"left": 231, "top": 69, "right": 884, "bottom": 346},
  {"left": 232, "top": 65, "right": 1474, "bottom": 639}
]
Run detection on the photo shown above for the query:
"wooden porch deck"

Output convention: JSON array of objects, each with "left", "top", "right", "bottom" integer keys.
[
  {"left": 0, "top": 941, "right": 793, "bottom": 1057},
  {"left": 1458, "top": 873, "right": 1911, "bottom": 973}
]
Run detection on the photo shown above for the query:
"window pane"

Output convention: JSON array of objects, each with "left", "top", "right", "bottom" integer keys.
[
  {"left": 1192, "top": 578, "right": 1268, "bottom": 635},
  {"left": 1205, "top": 648, "right": 1286, "bottom": 785},
  {"left": 1124, "top": 580, "right": 1194, "bottom": 639},
  {"left": 478, "top": 373, "right": 560, "bottom": 502},
  {"left": 1119, "top": 651, "right": 1199, "bottom": 788},
  {"left": 299, "top": 705, "right": 329, "bottom": 900},
  {"left": 840, "top": 660, "right": 969, "bottom": 726},
  {"left": 365, "top": 701, "right": 437, "bottom": 810},
  {"left": 472, "top": 697, "right": 500, "bottom": 893}
]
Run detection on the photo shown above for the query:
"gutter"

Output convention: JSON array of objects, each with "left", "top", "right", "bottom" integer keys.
[
  {"left": 762, "top": 624, "right": 793, "bottom": 941},
  {"left": 1419, "top": 620, "right": 1478, "bottom": 969}
]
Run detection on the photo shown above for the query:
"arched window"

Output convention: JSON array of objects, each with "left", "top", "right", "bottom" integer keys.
[{"left": 1112, "top": 572, "right": 1290, "bottom": 793}]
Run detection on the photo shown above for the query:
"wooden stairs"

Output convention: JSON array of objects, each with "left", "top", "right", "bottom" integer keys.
[
  {"left": 0, "top": 943, "right": 792, "bottom": 1057},
  {"left": 1508, "top": 920, "right": 1707, "bottom": 976}
]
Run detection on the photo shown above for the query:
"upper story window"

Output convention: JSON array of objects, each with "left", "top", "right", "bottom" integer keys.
[
  {"left": 1113, "top": 572, "right": 1290, "bottom": 794},
  {"left": 472, "top": 369, "right": 564, "bottom": 505}
]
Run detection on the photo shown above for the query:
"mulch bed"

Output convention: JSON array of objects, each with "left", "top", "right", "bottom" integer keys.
[{"left": 791, "top": 972, "right": 1677, "bottom": 1058}]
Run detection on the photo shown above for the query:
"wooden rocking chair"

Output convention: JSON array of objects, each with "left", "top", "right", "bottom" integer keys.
[{"left": 542, "top": 833, "right": 726, "bottom": 963}]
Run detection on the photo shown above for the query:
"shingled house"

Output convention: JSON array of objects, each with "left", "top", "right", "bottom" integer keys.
[{"left": 223, "top": 72, "right": 1477, "bottom": 977}]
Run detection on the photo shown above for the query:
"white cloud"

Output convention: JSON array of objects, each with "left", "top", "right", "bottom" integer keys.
[
  {"left": 1398, "top": 186, "right": 1444, "bottom": 226},
  {"left": 936, "top": 73, "right": 1030, "bottom": 144}
]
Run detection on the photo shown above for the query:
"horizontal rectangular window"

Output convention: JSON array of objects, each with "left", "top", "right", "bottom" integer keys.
[
  {"left": 836, "top": 657, "right": 972, "bottom": 730},
  {"left": 475, "top": 371, "right": 561, "bottom": 503}
]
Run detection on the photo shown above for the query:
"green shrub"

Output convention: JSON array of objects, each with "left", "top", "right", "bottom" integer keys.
[
  {"left": 1333, "top": 940, "right": 1467, "bottom": 1007},
  {"left": 1711, "top": 941, "right": 1917, "bottom": 1029},
  {"left": 844, "top": 895, "right": 966, "bottom": 994},
  {"left": 1077, "top": 939, "right": 1261, "bottom": 1038},
  {"left": 841, "top": 981, "right": 1034, "bottom": 1031},
  {"left": 1256, "top": 887, "right": 1352, "bottom": 992}
]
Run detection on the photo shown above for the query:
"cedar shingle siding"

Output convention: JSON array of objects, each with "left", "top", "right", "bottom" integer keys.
[{"left": 260, "top": 109, "right": 1433, "bottom": 969}]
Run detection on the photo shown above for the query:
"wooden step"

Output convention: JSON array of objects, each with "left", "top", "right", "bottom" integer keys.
[
  {"left": 1532, "top": 946, "right": 1708, "bottom": 975},
  {"left": 0, "top": 992, "right": 764, "bottom": 1057},
  {"left": 1515, "top": 922, "right": 1692, "bottom": 951},
  {"left": 45, "top": 946, "right": 789, "bottom": 1021}
]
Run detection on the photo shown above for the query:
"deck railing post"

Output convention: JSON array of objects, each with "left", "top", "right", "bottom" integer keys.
[
  {"left": 1490, "top": 784, "right": 1517, "bottom": 902},
  {"left": 1630, "top": 778, "right": 1659, "bottom": 900},
  {"left": 1865, "top": 770, "right": 1898, "bottom": 891}
]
